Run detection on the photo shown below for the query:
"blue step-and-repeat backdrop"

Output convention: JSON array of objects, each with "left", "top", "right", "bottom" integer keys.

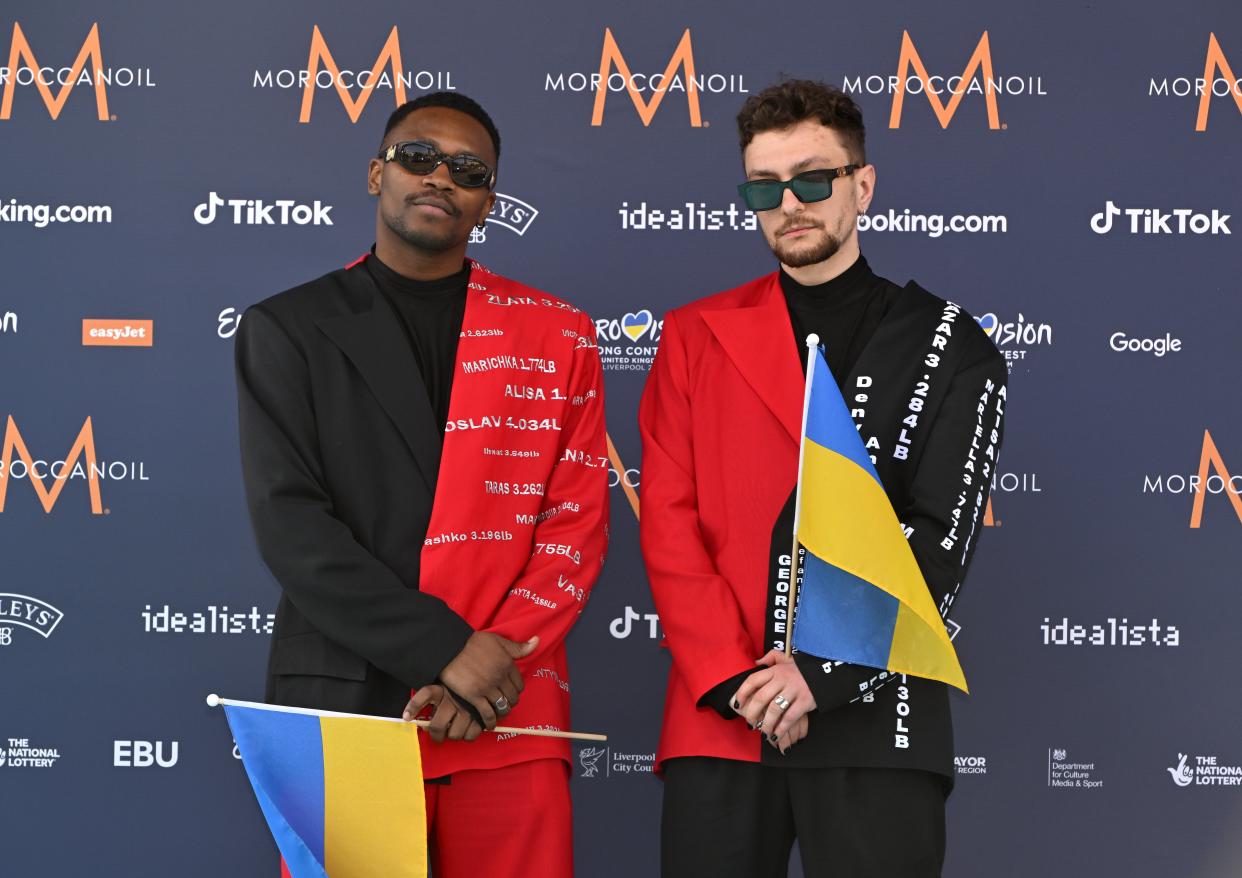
[{"left": 2, "top": 1, "right": 1241, "bottom": 875}]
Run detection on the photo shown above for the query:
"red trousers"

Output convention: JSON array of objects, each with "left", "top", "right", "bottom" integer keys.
[
  {"left": 280, "top": 758, "right": 573, "bottom": 878},
  {"left": 425, "top": 758, "right": 573, "bottom": 878}
]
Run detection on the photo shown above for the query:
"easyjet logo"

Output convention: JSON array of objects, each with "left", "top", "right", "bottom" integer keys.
[
  {"left": 1, "top": 22, "right": 155, "bottom": 121},
  {"left": 545, "top": 29, "right": 747, "bottom": 128},
  {"left": 252, "top": 26, "right": 455, "bottom": 123},
  {"left": 82, "top": 319, "right": 153, "bottom": 347},
  {"left": 0, "top": 417, "right": 103, "bottom": 514},
  {"left": 842, "top": 31, "right": 1046, "bottom": 129}
]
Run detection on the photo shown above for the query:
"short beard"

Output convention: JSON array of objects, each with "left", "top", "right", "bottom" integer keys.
[
  {"left": 382, "top": 205, "right": 460, "bottom": 253},
  {"left": 773, "top": 230, "right": 841, "bottom": 268}
]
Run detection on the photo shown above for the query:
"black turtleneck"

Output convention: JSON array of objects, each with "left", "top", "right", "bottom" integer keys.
[
  {"left": 780, "top": 254, "right": 901, "bottom": 385},
  {"left": 365, "top": 252, "right": 470, "bottom": 433}
]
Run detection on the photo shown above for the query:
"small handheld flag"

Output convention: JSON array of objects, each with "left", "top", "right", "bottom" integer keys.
[
  {"left": 212, "top": 696, "right": 427, "bottom": 878},
  {"left": 789, "top": 338, "right": 967, "bottom": 692}
]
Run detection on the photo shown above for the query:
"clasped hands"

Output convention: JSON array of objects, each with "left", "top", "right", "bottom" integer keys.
[
  {"left": 402, "top": 631, "right": 538, "bottom": 743},
  {"left": 731, "top": 649, "right": 816, "bottom": 754}
]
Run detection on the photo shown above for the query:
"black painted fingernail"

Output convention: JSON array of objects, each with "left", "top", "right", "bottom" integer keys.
[
  {"left": 732, "top": 699, "right": 740, "bottom": 710},
  {"left": 769, "top": 733, "right": 778, "bottom": 743},
  {"left": 756, "top": 720, "right": 764, "bottom": 731}
]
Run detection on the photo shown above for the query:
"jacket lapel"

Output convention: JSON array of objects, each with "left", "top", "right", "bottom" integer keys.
[
  {"left": 700, "top": 275, "right": 804, "bottom": 445},
  {"left": 315, "top": 260, "right": 442, "bottom": 493}
]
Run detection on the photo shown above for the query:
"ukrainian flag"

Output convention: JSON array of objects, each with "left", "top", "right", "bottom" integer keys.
[
  {"left": 222, "top": 699, "right": 426, "bottom": 878},
  {"left": 791, "top": 345, "right": 967, "bottom": 692}
]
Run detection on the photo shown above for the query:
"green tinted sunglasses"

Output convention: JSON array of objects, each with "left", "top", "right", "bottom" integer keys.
[{"left": 737, "top": 165, "right": 860, "bottom": 212}]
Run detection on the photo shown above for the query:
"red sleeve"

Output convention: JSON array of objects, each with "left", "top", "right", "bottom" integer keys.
[
  {"left": 638, "top": 309, "right": 756, "bottom": 703},
  {"left": 482, "top": 312, "right": 609, "bottom": 660}
]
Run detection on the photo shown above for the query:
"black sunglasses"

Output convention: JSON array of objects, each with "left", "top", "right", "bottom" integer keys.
[
  {"left": 737, "top": 165, "right": 860, "bottom": 212},
  {"left": 379, "top": 140, "right": 495, "bottom": 189}
]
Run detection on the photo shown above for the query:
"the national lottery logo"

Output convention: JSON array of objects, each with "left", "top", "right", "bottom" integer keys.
[
  {"left": 1090, "top": 200, "right": 1231, "bottom": 235},
  {"left": 1148, "top": 33, "right": 1242, "bottom": 131},
  {"left": 0, "top": 593, "right": 64, "bottom": 647},
  {"left": 0, "top": 737, "right": 61, "bottom": 768},
  {"left": 467, "top": 193, "right": 539, "bottom": 244},
  {"left": 974, "top": 311, "right": 1052, "bottom": 373},
  {"left": 546, "top": 28, "right": 748, "bottom": 128},
  {"left": 1168, "top": 752, "right": 1242, "bottom": 787},
  {"left": 0, "top": 22, "right": 157, "bottom": 122},
  {"left": 1142, "top": 429, "right": 1241, "bottom": 529},
  {"left": 252, "top": 26, "right": 455, "bottom": 123},
  {"left": 841, "top": 30, "right": 1047, "bottom": 130},
  {"left": 595, "top": 311, "right": 662, "bottom": 372},
  {"left": 194, "top": 192, "right": 333, "bottom": 226}
]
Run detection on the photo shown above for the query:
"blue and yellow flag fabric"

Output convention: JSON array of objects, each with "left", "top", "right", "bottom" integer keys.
[
  {"left": 791, "top": 347, "right": 967, "bottom": 692},
  {"left": 222, "top": 700, "right": 426, "bottom": 878}
]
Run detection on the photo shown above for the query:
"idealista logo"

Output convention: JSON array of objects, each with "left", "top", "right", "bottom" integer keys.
[
  {"left": 1091, "top": 200, "right": 1231, "bottom": 236},
  {"left": 1168, "top": 752, "right": 1242, "bottom": 787},
  {"left": 546, "top": 28, "right": 747, "bottom": 127},
  {"left": 1041, "top": 616, "right": 1180, "bottom": 647},
  {"left": 82, "top": 319, "right": 152, "bottom": 347},
  {"left": 842, "top": 30, "right": 1046, "bottom": 129},
  {"left": 194, "top": 192, "right": 333, "bottom": 226},
  {"left": 1142, "top": 430, "right": 1242, "bottom": 528},
  {"left": 0, "top": 416, "right": 148, "bottom": 514},
  {"left": 253, "top": 26, "right": 455, "bottom": 123},
  {"left": 0, "top": 593, "right": 64, "bottom": 647},
  {"left": 467, "top": 193, "right": 540, "bottom": 244},
  {"left": 1, "top": 22, "right": 155, "bottom": 121},
  {"left": 1149, "top": 33, "right": 1242, "bottom": 131}
]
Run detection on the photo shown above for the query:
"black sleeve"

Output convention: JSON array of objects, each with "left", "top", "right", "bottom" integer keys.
[
  {"left": 698, "top": 669, "right": 754, "bottom": 719},
  {"left": 235, "top": 304, "right": 473, "bottom": 689},
  {"left": 796, "top": 335, "right": 1008, "bottom": 713}
]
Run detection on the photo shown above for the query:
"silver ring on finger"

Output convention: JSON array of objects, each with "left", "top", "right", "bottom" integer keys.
[
  {"left": 773, "top": 694, "right": 791, "bottom": 712},
  {"left": 493, "top": 695, "right": 510, "bottom": 713}
]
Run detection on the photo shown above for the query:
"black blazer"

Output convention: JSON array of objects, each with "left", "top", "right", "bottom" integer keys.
[{"left": 235, "top": 262, "right": 473, "bottom": 718}]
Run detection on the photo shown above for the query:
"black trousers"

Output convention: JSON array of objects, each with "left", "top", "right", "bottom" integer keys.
[{"left": 661, "top": 757, "right": 947, "bottom": 878}]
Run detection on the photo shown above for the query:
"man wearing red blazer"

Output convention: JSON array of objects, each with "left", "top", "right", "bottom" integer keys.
[
  {"left": 236, "top": 93, "right": 608, "bottom": 877},
  {"left": 640, "top": 81, "right": 1006, "bottom": 877}
]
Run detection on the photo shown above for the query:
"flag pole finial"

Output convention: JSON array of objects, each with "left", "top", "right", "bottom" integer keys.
[
  {"left": 206, "top": 693, "right": 221, "bottom": 708},
  {"left": 805, "top": 333, "right": 820, "bottom": 348}
]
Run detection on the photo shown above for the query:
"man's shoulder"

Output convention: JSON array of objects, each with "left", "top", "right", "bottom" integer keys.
[
  {"left": 901, "top": 279, "right": 1003, "bottom": 370},
  {"left": 472, "top": 262, "right": 595, "bottom": 327},
  {"left": 665, "top": 272, "right": 777, "bottom": 329},
  {"left": 249, "top": 259, "right": 364, "bottom": 326}
]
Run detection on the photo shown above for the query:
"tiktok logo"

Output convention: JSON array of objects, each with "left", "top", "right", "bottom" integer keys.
[
  {"left": 1091, "top": 200, "right": 1231, "bottom": 235},
  {"left": 609, "top": 606, "right": 660, "bottom": 639}
]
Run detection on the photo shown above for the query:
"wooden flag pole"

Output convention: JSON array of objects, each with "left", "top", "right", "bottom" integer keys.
[
  {"left": 207, "top": 695, "right": 607, "bottom": 742},
  {"left": 785, "top": 334, "right": 821, "bottom": 657}
]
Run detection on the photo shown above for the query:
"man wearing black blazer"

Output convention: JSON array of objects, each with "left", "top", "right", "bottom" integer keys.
[{"left": 235, "top": 92, "right": 608, "bottom": 877}]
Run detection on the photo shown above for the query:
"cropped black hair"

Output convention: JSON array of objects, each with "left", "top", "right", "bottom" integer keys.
[{"left": 380, "top": 92, "right": 501, "bottom": 162}]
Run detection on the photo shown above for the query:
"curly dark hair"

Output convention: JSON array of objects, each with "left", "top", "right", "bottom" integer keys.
[
  {"left": 737, "top": 79, "right": 865, "bottom": 165},
  {"left": 380, "top": 92, "right": 501, "bottom": 162}
]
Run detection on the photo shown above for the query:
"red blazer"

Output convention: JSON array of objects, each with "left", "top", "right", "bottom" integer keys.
[{"left": 639, "top": 274, "right": 808, "bottom": 766}]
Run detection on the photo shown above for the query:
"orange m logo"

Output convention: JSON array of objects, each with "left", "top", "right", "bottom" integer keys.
[
  {"left": 0, "top": 416, "right": 103, "bottom": 514},
  {"left": 1, "top": 22, "right": 109, "bottom": 121},
  {"left": 299, "top": 25, "right": 405, "bottom": 123},
  {"left": 1190, "top": 429, "right": 1242, "bottom": 528},
  {"left": 889, "top": 30, "right": 1000, "bottom": 129},
  {"left": 592, "top": 28, "right": 701, "bottom": 127},
  {"left": 1195, "top": 33, "right": 1242, "bottom": 131}
]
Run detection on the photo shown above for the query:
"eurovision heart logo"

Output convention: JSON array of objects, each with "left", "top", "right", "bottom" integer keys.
[
  {"left": 975, "top": 313, "right": 998, "bottom": 337},
  {"left": 622, "top": 310, "right": 654, "bottom": 342}
]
